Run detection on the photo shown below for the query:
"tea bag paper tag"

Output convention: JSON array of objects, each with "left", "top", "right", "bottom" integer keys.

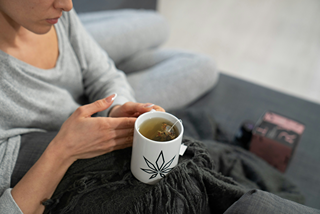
[{"left": 179, "top": 144, "right": 188, "bottom": 156}]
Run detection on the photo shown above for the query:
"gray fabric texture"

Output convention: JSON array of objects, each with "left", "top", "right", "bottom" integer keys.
[
  {"left": 10, "top": 132, "right": 57, "bottom": 188},
  {"left": 0, "top": 189, "right": 22, "bottom": 214},
  {"left": 188, "top": 74, "right": 320, "bottom": 209},
  {"left": 78, "top": 9, "right": 170, "bottom": 65},
  {"left": 169, "top": 108, "right": 305, "bottom": 204},
  {"left": 224, "top": 189, "right": 320, "bottom": 214},
  {"left": 73, "top": 0, "right": 157, "bottom": 13},
  {"left": 0, "top": 9, "right": 135, "bottom": 213},
  {"left": 79, "top": 10, "right": 219, "bottom": 110},
  {"left": 0, "top": 9, "right": 218, "bottom": 213},
  {"left": 43, "top": 137, "right": 244, "bottom": 214},
  {"left": 10, "top": 107, "right": 311, "bottom": 214}
]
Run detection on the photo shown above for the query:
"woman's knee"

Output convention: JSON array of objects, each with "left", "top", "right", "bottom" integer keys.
[
  {"left": 195, "top": 54, "right": 219, "bottom": 90},
  {"left": 177, "top": 51, "right": 219, "bottom": 92},
  {"left": 80, "top": 9, "right": 170, "bottom": 64}
]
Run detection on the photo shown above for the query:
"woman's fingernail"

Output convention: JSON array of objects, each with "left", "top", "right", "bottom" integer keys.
[
  {"left": 106, "top": 93, "right": 117, "bottom": 103},
  {"left": 143, "top": 104, "right": 154, "bottom": 108}
]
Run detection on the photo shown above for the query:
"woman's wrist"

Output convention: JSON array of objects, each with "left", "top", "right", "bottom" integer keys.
[
  {"left": 44, "top": 138, "right": 77, "bottom": 169},
  {"left": 11, "top": 139, "right": 75, "bottom": 214},
  {"left": 108, "top": 105, "right": 121, "bottom": 117}
]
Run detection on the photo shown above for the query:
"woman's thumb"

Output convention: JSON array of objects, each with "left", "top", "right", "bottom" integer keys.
[{"left": 81, "top": 94, "right": 117, "bottom": 117}]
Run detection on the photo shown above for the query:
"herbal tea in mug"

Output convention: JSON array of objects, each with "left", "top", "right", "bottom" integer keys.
[
  {"left": 138, "top": 117, "right": 179, "bottom": 142},
  {"left": 131, "top": 111, "right": 184, "bottom": 184}
]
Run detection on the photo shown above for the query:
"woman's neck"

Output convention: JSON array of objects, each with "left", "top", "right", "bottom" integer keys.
[
  {"left": 0, "top": 11, "right": 32, "bottom": 47},
  {"left": 0, "top": 14, "right": 59, "bottom": 70}
]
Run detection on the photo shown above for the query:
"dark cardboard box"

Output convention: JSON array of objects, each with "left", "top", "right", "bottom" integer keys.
[{"left": 250, "top": 111, "right": 305, "bottom": 172}]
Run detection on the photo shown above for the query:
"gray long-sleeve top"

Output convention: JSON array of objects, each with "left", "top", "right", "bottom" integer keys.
[{"left": 0, "top": 9, "right": 135, "bottom": 213}]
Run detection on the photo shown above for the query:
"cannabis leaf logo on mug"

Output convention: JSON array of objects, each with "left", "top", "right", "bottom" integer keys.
[{"left": 141, "top": 151, "right": 176, "bottom": 179}]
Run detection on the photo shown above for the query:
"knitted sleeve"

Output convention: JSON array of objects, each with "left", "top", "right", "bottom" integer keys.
[
  {"left": 62, "top": 9, "right": 136, "bottom": 116},
  {"left": 0, "top": 189, "right": 23, "bottom": 214}
]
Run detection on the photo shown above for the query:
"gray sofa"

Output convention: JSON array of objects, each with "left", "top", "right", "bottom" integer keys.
[
  {"left": 73, "top": 0, "right": 320, "bottom": 211},
  {"left": 190, "top": 74, "right": 320, "bottom": 210}
]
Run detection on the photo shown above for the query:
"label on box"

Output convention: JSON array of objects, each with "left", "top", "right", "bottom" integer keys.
[{"left": 254, "top": 112, "right": 305, "bottom": 146}]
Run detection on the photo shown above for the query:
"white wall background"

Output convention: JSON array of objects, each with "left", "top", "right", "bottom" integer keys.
[{"left": 158, "top": 0, "right": 320, "bottom": 104}]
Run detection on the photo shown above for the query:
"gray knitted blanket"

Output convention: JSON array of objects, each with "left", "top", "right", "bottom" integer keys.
[
  {"left": 44, "top": 137, "right": 246, "bottom": 214},
  {"left": 43, "top": 109, "right": 304, "bottom": 214}
]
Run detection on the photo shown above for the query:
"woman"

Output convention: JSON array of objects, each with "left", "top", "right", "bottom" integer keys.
[{"left": 0, "top": 0, "right": 218, "bottom": 213}]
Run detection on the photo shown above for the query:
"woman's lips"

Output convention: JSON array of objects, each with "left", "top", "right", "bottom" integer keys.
[{"left": 46, "top": 18, "right": 59, "bottom": 24}]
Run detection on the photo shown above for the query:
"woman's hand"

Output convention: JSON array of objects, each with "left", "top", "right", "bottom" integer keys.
[
  {"left": 49, "top": 94, "right": 137, "bottom": 163},
  {"left": 109, "top": 102, "right": 165, "bottom": 118},
  {"left": 11, "top": 95, "right": 165, "bottom": 214},
  {"left": 12, "top": 94, "right": 142, "bottom": 214}
]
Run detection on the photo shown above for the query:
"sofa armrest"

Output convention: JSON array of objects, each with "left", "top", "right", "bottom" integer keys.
[{"left": 73, "top": 0, "right": 157, "bottom": 13}]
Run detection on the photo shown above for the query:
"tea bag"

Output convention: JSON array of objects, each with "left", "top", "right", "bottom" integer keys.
[{"left": 152, "top": 122, "right": 178, "bottom": 141}]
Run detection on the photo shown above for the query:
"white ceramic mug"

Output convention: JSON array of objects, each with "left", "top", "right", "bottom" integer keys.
[{"left": 130, "top": 111, "right": 184, "bottom": 185}]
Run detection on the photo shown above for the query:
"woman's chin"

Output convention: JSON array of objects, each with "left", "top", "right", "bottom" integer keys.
[{"left": 28, "top": 25, "right": 53, "bottom": 35}]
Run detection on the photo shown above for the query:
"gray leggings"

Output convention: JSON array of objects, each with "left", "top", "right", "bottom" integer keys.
[{"left": 79, "top": 9, "right": 219, "bottom": 110}]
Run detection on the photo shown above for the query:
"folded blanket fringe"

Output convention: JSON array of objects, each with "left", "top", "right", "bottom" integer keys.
[{"left": 44, "top": 139, "right": 246, "bottom": 214}]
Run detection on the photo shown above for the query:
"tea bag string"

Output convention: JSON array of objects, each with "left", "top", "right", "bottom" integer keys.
[{"left": 168, "top": 119, "right": 182, "bottom": 133}]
